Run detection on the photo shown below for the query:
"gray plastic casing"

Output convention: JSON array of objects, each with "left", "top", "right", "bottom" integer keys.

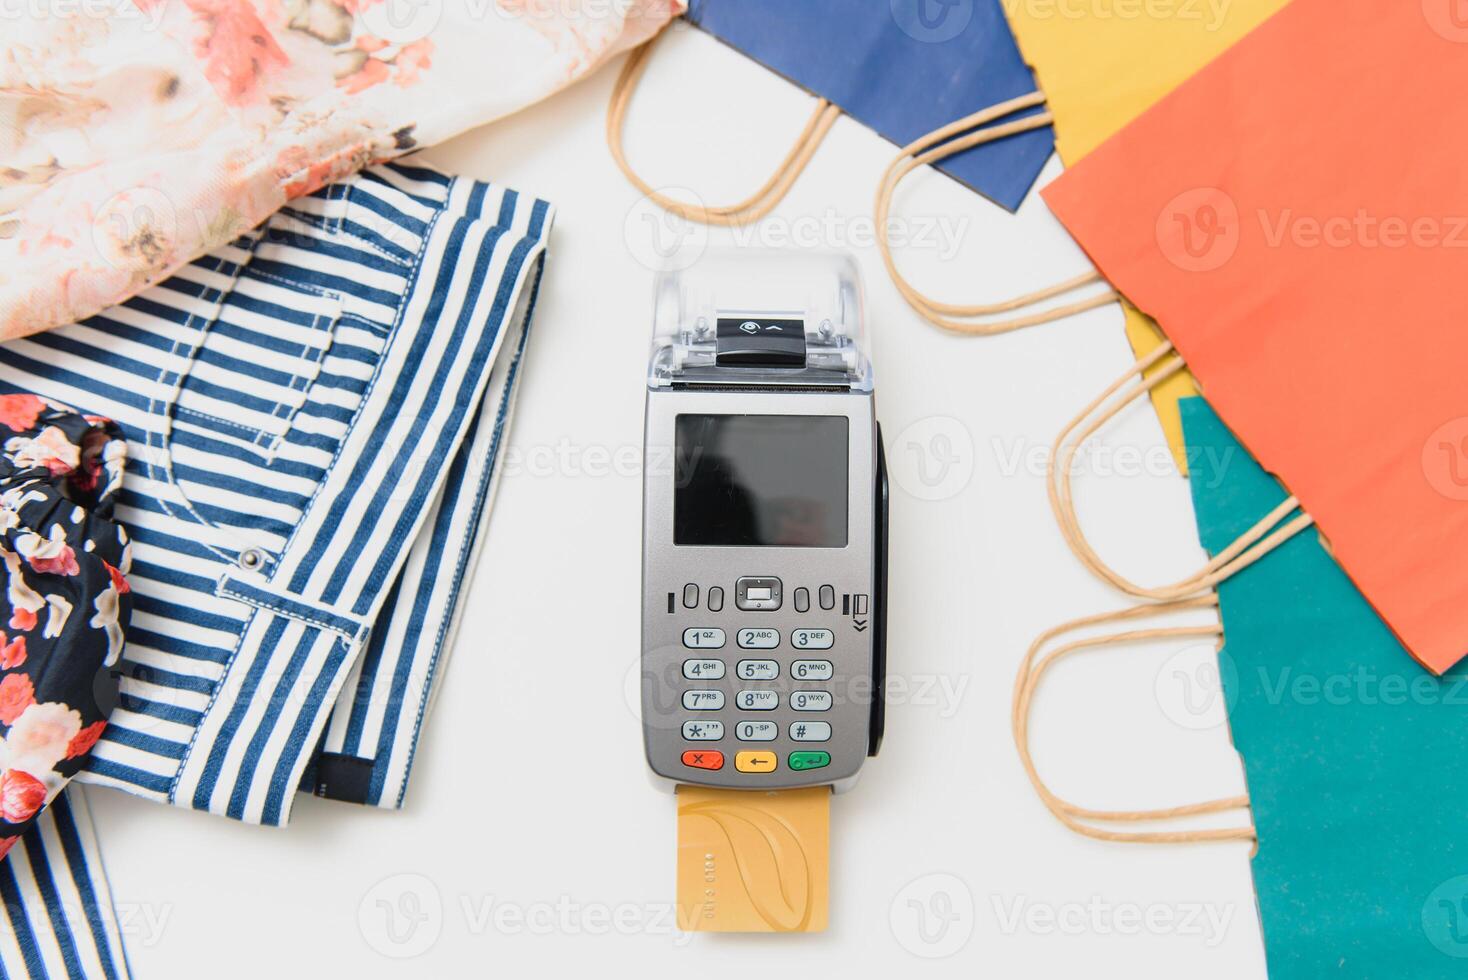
[{"left": 641, "top": 386, "right": 878, "bottom": 792}]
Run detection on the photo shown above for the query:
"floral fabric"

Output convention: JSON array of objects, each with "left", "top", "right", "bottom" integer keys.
[
  {"left": 0, "top": 394, "right": 130, "bottom": 861},
  {"left": 0, "top": 0, "right": 683, "bottom": 340}
]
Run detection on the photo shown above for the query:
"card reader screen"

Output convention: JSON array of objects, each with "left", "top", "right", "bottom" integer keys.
[{"left": 675, "top": 415, "right": 848, "bottom": 548}]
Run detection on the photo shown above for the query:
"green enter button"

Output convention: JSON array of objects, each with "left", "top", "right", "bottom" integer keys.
[{"left": 788, "top": 751, "right": 831, "bottom": 772}]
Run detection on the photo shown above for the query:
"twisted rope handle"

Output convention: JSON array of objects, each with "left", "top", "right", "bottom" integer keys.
[
  {"left": 606, "top": 34, "right": 839, "bottom": 227},
  {"left": 1013, "top": 596, "right": 1256, "bottom": 844},
  {"left": 1048, "top": 341, "right": 1314, "bottom": 600},
  {"left": 874, "top": 92, "right": 1119, "bottom": 334}
]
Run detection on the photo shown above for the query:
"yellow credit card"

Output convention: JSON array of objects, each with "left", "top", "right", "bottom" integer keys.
[{"left": 676, "top": 785, "right": 830, "bottom": 933}]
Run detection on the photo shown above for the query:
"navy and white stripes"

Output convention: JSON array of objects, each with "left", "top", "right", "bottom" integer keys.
[
  {"left": 0, "top": 790, "right": 129, "bottom": 980},
  {"left": 0, "top": 160, "right": 553, "bottom": 825}
]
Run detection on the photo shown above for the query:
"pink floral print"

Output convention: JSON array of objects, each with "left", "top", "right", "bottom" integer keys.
[
  {"left": 0, "top": 0, "right": 683, "bottom": 340},
  {"left": 0, "top": 674, "right": 34, "bottom": 727},
  {"left": 0, "top": 769, "right": 46, "bottom": 825},
  {"left": 0, "top": 398, "right": 131, "bottom": 860}
]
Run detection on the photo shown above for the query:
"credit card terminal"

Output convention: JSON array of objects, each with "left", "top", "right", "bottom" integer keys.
[{"left": 641, "top": 250, "right": 887, "bottom": 792}]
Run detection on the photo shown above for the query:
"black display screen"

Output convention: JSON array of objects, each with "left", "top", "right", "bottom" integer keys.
[{"left": 674, "top": 415, "right": 848, "bottom": 548}]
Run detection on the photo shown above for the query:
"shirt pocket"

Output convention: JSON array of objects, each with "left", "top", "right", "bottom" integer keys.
[
  {"left": 171, "top": 267, "right": 345, "bottom": 463},
  {"left": 158, "top": 222, "right": 397, "bottom": 549}
]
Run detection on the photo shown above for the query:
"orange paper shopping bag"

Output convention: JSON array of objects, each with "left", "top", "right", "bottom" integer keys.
[{"left": 1043, "top": 0, "right": 1468, "bottom": 674}]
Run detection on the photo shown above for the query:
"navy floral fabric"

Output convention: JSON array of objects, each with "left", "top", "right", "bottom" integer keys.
[{"left": 0, "top": 394, "right": 130, "bottom": 861}]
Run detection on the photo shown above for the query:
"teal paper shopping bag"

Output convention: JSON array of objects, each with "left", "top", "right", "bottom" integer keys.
[{"left": 1182, "top": 397, "right": 1468, "bottom": 978}]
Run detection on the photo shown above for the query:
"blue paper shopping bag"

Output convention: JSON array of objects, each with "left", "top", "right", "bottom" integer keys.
[{"left": 684, "top": 0, "right": 1053, "bottom": 211}]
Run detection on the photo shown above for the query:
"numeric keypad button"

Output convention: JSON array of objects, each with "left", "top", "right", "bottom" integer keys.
[
  {"left": 792, "top": 628, "right": 833, "bottom": 650},
  {"left": 789, "top": 721, "right": 831, "bottom": 742},
  {"left": 790, "top": 660, "right": 834, "bottom": 681},
  {"left": 735, "top": 721, "right": 778, "bottom": 741},
  {"left": 682, "top": 720, "right": 724, "bottom": 740},
  {"left": 736, "top": 690, "right": 778, "bottom": 711},
  {"left": 682, "top": 690, "right": 725, "bottom": 710},
  {"left": 682, "top": 659, "right": 725, "bottom": 680},
  {"left": 736, "top": 627, "right": 780, "bottom": 649},
  {"left": 736, "top": 659, "right": 779, "bottom": 680},
  {"left": 682, "top": 627, "right": 726, "bottom": 649},
  {"left": 791, "top": 691, "right": 833, "bottom": 712}
]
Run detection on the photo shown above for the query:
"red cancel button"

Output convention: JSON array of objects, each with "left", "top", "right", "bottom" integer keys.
[{"left": 681, "top": 750, "right": 724, "bottom": 771}]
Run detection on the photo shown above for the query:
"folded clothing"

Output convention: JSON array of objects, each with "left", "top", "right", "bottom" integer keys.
[
  {"left": 1, "top": 788, "right": 130, "bottom": 980},
  {"left": 0, "top": 160, "right": 554, "bottom": 825},
  {"left": 0, "top": 0, "right": 677, "bottom": 340},
  {"left": 0, "top": 397, "right": 130, "bottom": 858}
]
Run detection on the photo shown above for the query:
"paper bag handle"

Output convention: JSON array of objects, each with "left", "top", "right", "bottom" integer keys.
[
  {"left": 607, "top": 33, "right": 840, "bottom": 226},
  {"left": 875, "top": 92, "right": 1119, "bottom": 334},
  {"left": 1050, "top": 342, "right": 1314, "bottom": 601},
  {"left": 1013, "top": 596, "right": 1256, "bottom": 844}
]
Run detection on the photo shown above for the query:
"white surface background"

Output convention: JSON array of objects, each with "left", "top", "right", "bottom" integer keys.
[{"left": 90, "top": 22, "right": 1267, "bottom": 978}]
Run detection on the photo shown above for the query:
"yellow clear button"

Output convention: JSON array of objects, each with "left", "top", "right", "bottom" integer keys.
[{"left": 734, "top": 751, "right": 778, "bottom": 773}]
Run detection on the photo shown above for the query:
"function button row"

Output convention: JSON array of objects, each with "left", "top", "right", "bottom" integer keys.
[
  {"left": 682, "top": 627, "right": 725, "bottom": 649},
  {"left": 682, "top": 659, "right": 725, "bottom": 680},
  {"left": 682, "top": 750, "right": 828, "bottom": 774},
  {"left": 677, "top": 581, "right": 834, "bottom": 614}
]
